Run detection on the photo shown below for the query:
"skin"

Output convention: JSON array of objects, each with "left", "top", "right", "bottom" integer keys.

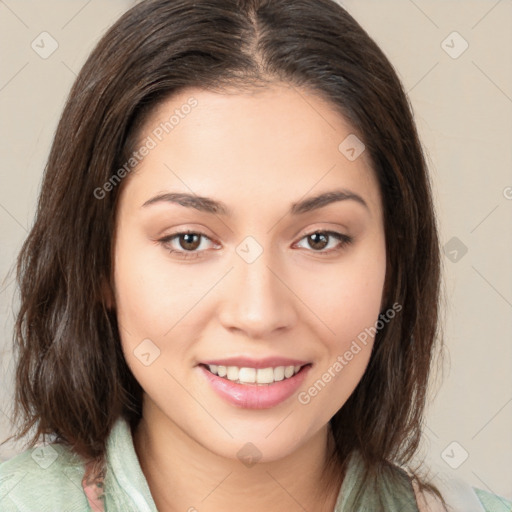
[{"left": 111, "top": 82, "right": 387, "bottom": 512}]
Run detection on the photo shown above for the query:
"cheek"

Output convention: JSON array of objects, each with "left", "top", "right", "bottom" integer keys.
[
  {"left": 112, "top": 240, "right": 190, "bottom": 402},
  {"left": 294, "top": 244, "right": 386, "bottom": 347},
  {"left": 112, "top": 239, "right": 181, "bottom": 387},
  {"left": 112, "top": 233, "right": 198, "bottom": 337},
  {"left": 295, "top": 241, "right": 386, "bottom": 413}
]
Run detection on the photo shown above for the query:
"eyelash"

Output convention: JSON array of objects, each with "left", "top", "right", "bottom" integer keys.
[{"left": 158, "top": 229, "right": 353, "bottom": 260}]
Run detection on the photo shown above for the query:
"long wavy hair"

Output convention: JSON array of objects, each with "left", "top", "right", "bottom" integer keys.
[{"left": 3, "top": 0, "right": 446, "bottom": 507}]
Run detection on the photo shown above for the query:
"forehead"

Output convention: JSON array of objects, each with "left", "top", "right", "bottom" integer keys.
[{"left": 120, "top": 83, "right": 381, "bottom": 218}]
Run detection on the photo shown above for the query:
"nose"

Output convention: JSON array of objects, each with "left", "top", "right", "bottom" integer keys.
[{"left": 217, "top": 249, "right": 298, "bottom": 339}]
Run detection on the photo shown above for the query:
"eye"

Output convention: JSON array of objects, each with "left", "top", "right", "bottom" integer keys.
[
  {"left": 158, "top": 230, "right": 218, "bottom": 260},
  {"left": 294, "top": 230, "right": 353, "bottom": 255},
  {"left": 158, "top": 229, "right": 353, "bottom": 260}
]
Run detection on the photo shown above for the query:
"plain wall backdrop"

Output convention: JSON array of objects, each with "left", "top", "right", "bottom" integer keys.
[{"left": 1, "top": 0, "right": 511, "bottom": 501}]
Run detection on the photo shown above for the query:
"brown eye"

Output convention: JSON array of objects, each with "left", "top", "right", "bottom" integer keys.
[
  {"left": 177, "top": 233, "right": 201, "bottom": 251},
  {"left": 158, "top": 230, "right": 217, "bottom": 260},
  {"left": 307, "top": 232, "right": 329, "bottom": 250},
  {"left": 296, "top": 230, "right": 353, "bottom": 255}
]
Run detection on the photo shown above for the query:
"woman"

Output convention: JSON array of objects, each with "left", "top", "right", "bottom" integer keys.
[{"left": 1, "top": 0, "right": 509, "bottom": 510}]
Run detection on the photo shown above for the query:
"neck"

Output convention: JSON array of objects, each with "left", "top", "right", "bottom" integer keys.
[{"left": 132, "top": 404, "right": 344, "bottom": 512}]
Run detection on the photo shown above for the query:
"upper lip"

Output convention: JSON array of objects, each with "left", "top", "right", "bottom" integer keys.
[{"left": 200, "top": 357, "right": 311, "bottom": 369}]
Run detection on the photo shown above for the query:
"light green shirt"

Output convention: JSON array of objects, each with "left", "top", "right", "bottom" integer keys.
[{"left": 1, "top": 417, "right": 510, "bottom": 511}]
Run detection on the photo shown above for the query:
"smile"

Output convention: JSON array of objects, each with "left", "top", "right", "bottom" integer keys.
[
  {"left": 204, "top": 364, "right": 304, "bottom": 385},
  {"left": 198, "top": 363, "right": 313, "bottom": 409}
]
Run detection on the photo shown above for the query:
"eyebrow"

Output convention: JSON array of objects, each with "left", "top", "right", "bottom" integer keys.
[{"left": 141, "top": 189, "right": 369, "bottom": 215}]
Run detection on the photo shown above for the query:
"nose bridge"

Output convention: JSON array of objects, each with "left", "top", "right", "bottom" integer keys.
[{"left": 218, "top": 240, "right": 296, "bottom": 337}]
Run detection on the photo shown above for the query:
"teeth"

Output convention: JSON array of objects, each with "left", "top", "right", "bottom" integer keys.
[
  {"left": 206, "top": 364, "right": 304, "bottom": 384},
  {"left": 256, "top": 368, "right": 274, "bottom": 384},
  {"left": 274, "top": 366, "right": 285, "bottom": 382},
  {"left": 238, "top": 367, "right": 256, "bottom": 383},
  {"left": 226, "top": 366, "right": 239, "bottom": 381},
  {"left": 284, "top": 366, "right": 295, "bottom": 378}
]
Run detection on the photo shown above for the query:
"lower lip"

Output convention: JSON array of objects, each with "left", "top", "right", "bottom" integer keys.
[{"left": 198, "top": 364, "right": 312, "bottom": 409}]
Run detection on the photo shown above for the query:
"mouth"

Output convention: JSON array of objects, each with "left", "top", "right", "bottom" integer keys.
[
  {"left": 199, "top": 363, "right": 312, "bottom": 386},
  {"left": 197, "top": 362, "right": 313, "bottom": 409}
]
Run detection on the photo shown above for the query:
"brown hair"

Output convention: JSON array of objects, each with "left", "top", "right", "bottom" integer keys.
[{"left": 3, "top": 0, "right": 446, "bottom": 507}]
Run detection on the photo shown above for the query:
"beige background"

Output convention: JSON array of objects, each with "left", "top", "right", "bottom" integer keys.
[{"left": 1, "top": 0, "right": 511, "bottom": 501}]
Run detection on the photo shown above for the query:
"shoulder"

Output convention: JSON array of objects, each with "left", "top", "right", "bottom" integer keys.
[
  {"left": 0, "top": 442, "right": 90, "bottom": 511},
  {"left": 412, "top": 477, "right": 512, "bottom": 512}
]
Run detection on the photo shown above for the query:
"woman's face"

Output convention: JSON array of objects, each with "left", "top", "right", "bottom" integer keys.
[{"left": 112, "top": 83, "right": 386, "bottom": 462}]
